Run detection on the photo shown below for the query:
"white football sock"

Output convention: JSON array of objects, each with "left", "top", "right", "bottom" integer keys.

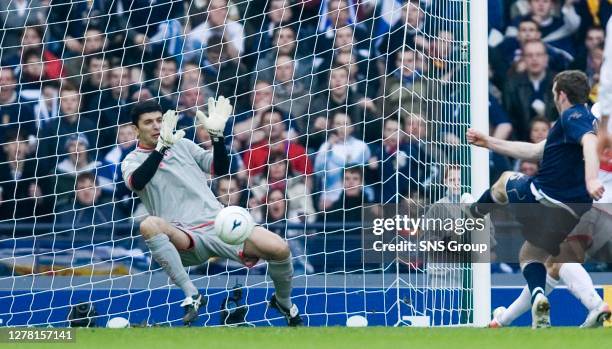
[
  {"left": 559, "top": 263, "right": 603, "bottom": 311},
  {"left": 499, "top": 274, "right": 557, "bottom": 326}
]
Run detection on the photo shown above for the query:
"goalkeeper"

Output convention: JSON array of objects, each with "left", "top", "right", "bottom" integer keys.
[{"left": 121, "top": 98, "right": 303, "bottom": 326}]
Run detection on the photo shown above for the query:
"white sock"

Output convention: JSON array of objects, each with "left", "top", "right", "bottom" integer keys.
[
  {"left": 499, "top": 275, "right": 558, "bottom": 326},
  {"left": 559, "top": 263, "right": 603, "bottom": 311}
]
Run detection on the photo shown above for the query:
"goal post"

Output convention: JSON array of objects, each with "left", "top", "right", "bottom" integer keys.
[
  {"left": 469, "top": 0, "right": 492, "bottom": 328},
  {"left": 0, "top": 0, "right": 491, "bottom": 327}
]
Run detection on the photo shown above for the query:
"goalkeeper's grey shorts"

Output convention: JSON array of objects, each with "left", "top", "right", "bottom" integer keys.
[{"left": 171, "top": 221, "right": 258, "bottom": 268}]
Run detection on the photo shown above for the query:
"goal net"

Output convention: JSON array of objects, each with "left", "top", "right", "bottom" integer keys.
[{"left": 0, "top": 0, "right": 489, "bottom": 327}]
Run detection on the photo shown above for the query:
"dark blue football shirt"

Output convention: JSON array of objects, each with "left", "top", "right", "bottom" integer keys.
[{"left": 533, "top": 104, "right": 596, "bottom": 203}]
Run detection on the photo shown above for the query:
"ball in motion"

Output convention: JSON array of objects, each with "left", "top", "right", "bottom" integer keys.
[{"left": 214, "top": 206, "right": 255, "bottom": 245}]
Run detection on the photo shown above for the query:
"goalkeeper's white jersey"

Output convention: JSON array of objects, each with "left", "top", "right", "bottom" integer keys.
[{"left": 121, "top": 138, "right": 223, "bottom": 226}]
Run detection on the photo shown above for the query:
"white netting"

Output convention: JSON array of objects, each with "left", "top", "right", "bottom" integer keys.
[{"left": 0, "top": 0, "right": 477, "bottom": 327}]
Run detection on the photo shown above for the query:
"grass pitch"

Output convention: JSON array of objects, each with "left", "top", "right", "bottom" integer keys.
[{"left": 7, "top": 327, "right": 608, "bottom": 349}]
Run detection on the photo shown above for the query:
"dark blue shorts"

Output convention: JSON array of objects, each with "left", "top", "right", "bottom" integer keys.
[
  {"left": 502, "top": 173, "right": 586, "bottom": 256},
  {"left": 505, "top": 173, "right": 537, "bottom": 204}
]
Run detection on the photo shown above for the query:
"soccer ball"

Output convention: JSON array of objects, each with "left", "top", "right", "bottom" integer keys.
[{"left": 214, "top": 206, "right": 255, "bottom": 245}]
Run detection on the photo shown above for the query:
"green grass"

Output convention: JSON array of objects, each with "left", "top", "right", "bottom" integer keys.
[{"left": 4, "top": 327, "right": 608, "bottom": 349}]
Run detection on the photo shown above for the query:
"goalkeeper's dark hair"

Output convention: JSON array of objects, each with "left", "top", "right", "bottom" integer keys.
[
  {"left": 131, "top": 100, "right": 163, "bottom": 126},
  {"left": 553, "top": 70, "right": 590, "bottom": 105}
]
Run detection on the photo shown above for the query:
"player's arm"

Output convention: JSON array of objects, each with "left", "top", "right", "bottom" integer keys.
[
  {"left": 196, "top": 96, "right": 232, "bottom": 176},
  {"left": 466, "top": 128, "right": 545, "bottom": 161},
  {"left": 582, "top": 133, "right": 604, "bottom": 200},
  {"left": 125, "top": 110, "right": 185, "bottom": 191}
]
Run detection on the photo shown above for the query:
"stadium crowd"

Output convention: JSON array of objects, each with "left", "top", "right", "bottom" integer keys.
[{"left": 0, "top": 0, "right": 610, "bottom": 273}]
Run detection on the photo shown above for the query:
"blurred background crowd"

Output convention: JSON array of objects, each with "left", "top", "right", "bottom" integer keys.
[{"left": 0, "top": 0, "right": 609, "bottom": 274}]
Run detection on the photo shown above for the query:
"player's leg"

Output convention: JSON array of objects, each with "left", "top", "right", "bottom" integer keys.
[
  {"left": 466, "top": 171, "right": 515, "bottom": 218},
  {"left": 139, "top": 216, "right": 203, "bottom": 324},
  {"left": 242, "top": 226, "right": 303, "bottom": 326},
  {"left": 551, "top": 210, "right": 611, "bottom": 327},
  {"left": 553, "top": 261, "right": 610, "bottom": 327},
  {"left": 519, "top": 241, "right": 551, "bottom": 328},
  {"left": 490, "top": 272, "right": 559, "bottom": 327}
]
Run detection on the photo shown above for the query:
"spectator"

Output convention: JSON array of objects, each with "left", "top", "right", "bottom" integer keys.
[
  {"left": 0, "top": 0, "right": 47, "bottom": 59},
  {"left": 333, "top": 49, "right": 380, "bottom": 99},
  {"left": 62, "top": 27, "right": 107, "bottom": 86},
  {"left": 0, "top": 129, "right": 52, "bottom": 222},
  {"left": 491, "top": 18, "right": 573, "bottom": 83},
  {"left": 505, "top": 0, "right": 581, "bottom": 54},
  {"left": 367, "top": 115, "right": 433, "bottom": 203},
  {"left": 38, "top": 84, "right": 98, "bottom": 171},
  {"left": 93, "top": 65, "right": 137, "bottom": 151},
  {"left": 518, "top": 159, "right": 540, "bottom": 176},
  {"left": 147, "top": 58, "right": 179, "bottom": 110},
  {"left": 267, "top": 55, "right": 309, "bottom": 120},
  {"left": 503, "top": 40, "right": 557, "bottom": 141},
  {"left": 571, "top": 26, "right": 605, "bottom": 71},
  {"left": 586, "top": 45, "right": 604, "bottom": 103},
  {"left": 254, "top": 27, "right": 312, "bottom": 87},
  {"left": 99, "top": 123, "right": 137, "bottom": 203},
  {"left": 308, "top": 65, "right": 372, "bottom": 147},
  {"left": 428, "top": 30, "right": 462, "bottom": 82},
  {"left": 200, "top": 34, "right": 251, "bottom": 108},
  {"left": 53, "top": 134, "right": 102, "bottom": 205},
  {"left": 378, "top": 0, "right": 427, "bottom": 70},
  {"left": 37, "top": 80, "right": 60, "bottom": 125},
  {"left": 242, "top": 108, "right": 312, "bottom": 178},
  {"left": 528, "top": 116, "right": 551, "bottom": 143},
  {"left": 180, "top": 59, "right": 203, "bottom": 87},
  {"left": 81, "top": 54, "right": 110, "bottom": 109},
  {"left": 381, "top": 49, "right": 431, "bottom": 124},
  {"left": 422, "top": 165, "right": 468, "bottom": 288},
  {"left": 314, "top": 112, "right": 370, "bottom": 210},
  {"left": 186, "top": 0, "right": 245, "bottom": 61},
  {"left": 4, "top": 25, "right": 64, "bottom": 80},
  {"left": 48, "top": 0, "right": 183, "bottom": 63},
  {"left": 176, "top": 83, "right": 207, "bottom": 141},
  {"left": 314, "top": 0, "right": 370, "bottom": 58},
  {"left": 19, "top": 48, "right": 48, "bottom": 95},
  {"left": 314, "top": 167, "right": 371, "bottom": 274},
  {"left": 215, "top": 176, "right": 249, "bottom": 207},
  {"left": 243, "top": 0, "right": 297, "bottom": 69},
  {"left": 55, "top": 172, "right": 126, "bottom": 232},
  {"left": 231, "top": 80, "right": 275, "bottom": 151},
  {"left": 0, "top": 66, "right": 37, "bottom": 140},
  {"left": 321, "top": 166, "right": 371, "bottom": 223},
  {"left": 251, "top": 154, "right": 315, "bottom": 221}
]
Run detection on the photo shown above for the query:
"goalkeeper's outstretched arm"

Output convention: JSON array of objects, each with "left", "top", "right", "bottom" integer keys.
[
  {"left": 197, "top": 96, "right": 233, "bottom": 177},
  {"left": 212, "top": 137, "right": 230, "bottom": 176},
  {"left": 466, "top": 128, "right": 546, "bottom": 161}
]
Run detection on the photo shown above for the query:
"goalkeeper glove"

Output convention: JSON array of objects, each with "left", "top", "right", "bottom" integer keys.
[
  {"left": 156, "top": 109, "right": 185, "bottom": 153},
  {"left": 196, "top": 96, "right": 232, "bottom": 140}
]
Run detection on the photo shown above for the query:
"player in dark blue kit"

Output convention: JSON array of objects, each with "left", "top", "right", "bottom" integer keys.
[{"left": 465, "top": 70, "right": 604, "bottom": 328}]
